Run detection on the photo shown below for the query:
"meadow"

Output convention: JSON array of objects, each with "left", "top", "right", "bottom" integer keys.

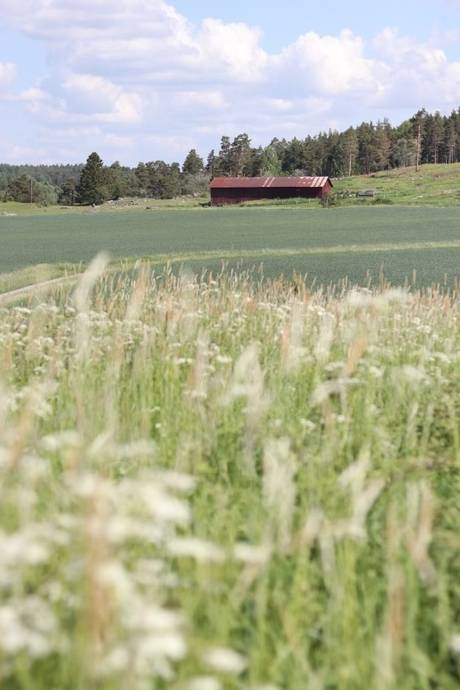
[
  {"left": 2, "top": 206, "right": 460, "bottom": 289},
  {"left": 2, "top": 170, "right": 460, "bottom": 688},
  {"left": 2, "top": 261, "right": 460, "bottom": 689}
]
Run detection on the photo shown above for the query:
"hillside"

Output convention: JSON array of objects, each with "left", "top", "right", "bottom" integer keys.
[{"left": 332, "top": 163, "right": 460, "bottom": 207}]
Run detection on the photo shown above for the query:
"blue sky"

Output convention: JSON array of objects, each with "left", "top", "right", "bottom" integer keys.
[
  {"left": 174, "top": 0, "right": 460, "bottom": 54},
  {"left": 0, "top": 0, "right": 460, "bottom": 165}
]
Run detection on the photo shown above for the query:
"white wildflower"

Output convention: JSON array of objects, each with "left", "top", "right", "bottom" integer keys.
[
  {"left": 114, "top": 439, "right": 156, "bottom": 460},
  {"left": 98, "top": 646, "right": 130, "bottom": 675},
  {"left": 41, "top": 430, "right": 81, "bottom": 452},
  {"left": 263, "top": 438, "right": 296, "bottom": 549},
  {"left": 311, "top": 377, "right": 359, "bottom": 405},
  {"left": 186, "top": 677, "right": 222, "bottom": 690},
  {"left": 399, "top": 365, "right": 430, "bottom": 385},
  {"left": 233, "top": 543, "right": 272, "bottom": 565},
  {"left": 96, "top": 562, "right": 134, "bottom": 600},
  {"left": 168, "top": 538, "right": 225, "bottom": 563},
  {"left": 137, "top": 484, "right": 191, "bottom": 524},
  {"left": 158, "top": 471, "right": 196, "bottom": 493},
  {"left": 0, "top": 597, "right": 57, "bottom": 658},
  {"left": 299, "top": 418, "right": 316, "bottom": 432},
  {"left": 204, "top": 647, "right": 247, "bottom": 674},
  {"left": 216, "top": 355, "right": 232, "bottom": 365},
  {"left": 314, "top": 312, "right": 335, "bottom": 362},
  {"left": 0, "top": 529, "right": 50, "bottom": 570},
  {"left": 229, "top": 343, "right": 268, "bottom": 416},
  {"left": 451, "top": 635, "right": 460, "bottom": 654},
  {"left": 282, "top": 301, "right": 306, "bottom": 372},
  {"left": 137, "top": 632, "right": 186, "bottom": 661}
]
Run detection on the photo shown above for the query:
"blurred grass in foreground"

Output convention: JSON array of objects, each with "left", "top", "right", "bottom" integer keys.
[{"left": 2, "top": 261, "right": 460, "bottom": 689}]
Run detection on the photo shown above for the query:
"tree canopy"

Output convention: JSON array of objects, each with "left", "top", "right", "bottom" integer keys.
[{"left": 2, "top": 106, "right": 460, "bottom": 205}]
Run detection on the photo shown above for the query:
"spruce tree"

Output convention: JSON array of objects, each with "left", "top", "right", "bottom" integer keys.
[
  {"left": 77, "top": 152, "right": 106, "bottom": 205},
  {"left": 182, "top": 149, "right": 204, "bottom": 175}
]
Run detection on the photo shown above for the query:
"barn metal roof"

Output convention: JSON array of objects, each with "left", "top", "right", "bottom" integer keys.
[{"left": 209, "top": 176, "right": 332, "bottom": 189}]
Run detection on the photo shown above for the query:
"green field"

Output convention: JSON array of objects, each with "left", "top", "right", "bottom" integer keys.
[
  {"left": 2, "top": 206, "right": 460, "bottom": 288},
  {"left": 4, "top": 167, "right": 460, "bottom": 689}
]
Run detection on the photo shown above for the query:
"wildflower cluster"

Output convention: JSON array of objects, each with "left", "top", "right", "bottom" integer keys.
[{"left": 2, "top": 263, "right": 460, "bottom": 689}]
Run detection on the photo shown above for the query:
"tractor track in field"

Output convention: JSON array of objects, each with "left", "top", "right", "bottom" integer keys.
[{"left": 0, "top": 275, "right": 81, "bottom": 307}]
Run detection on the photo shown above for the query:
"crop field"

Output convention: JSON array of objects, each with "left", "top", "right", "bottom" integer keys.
[
  {"left": 2, "top": 206, "right": 460, "bottom": 288},
  {"left": 3, "top": 261, "right": 460, "bottom": 690}
]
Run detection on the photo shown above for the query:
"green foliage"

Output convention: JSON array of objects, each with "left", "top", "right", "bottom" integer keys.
[
  {"left": 58, "top": 178, "right": 78, "bottom": 205},
  {"left": 2, "top": 270, "right": 460, "bottom": 689},
  {"left": 3, "top": 106, "right": 460, "bottom": 209},
  {"left": 134, "top": 160, "right": 181, "bottom": 198},
  {"left": 4, "top": 174, "right": 58, "bottom": 206},
  {"left": 212, "top": 134, "right": 255, "bottom": 176},
  {"left": 202, "top": 108, "right": 460, "bottom": 178},
  {"left": 180, "top": 172, "right": 210, "bottom": 196},
  {"left": 256, "top": 145, "right": 282, "bottom": 176},
  {"left": 76, "top": 152, "right": 107, "bottom": 205},
  {"left": 0, "top": 163, "right": 83, "bottom": 191},
  {"left": 182, "top": 148, "right": 204, "bottom": 175}
]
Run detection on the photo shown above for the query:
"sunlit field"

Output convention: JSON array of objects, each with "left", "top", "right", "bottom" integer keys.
[
  {"left": 2, "top": 206, "right": 460, "bottom": 288},
  {"left": 2, "top": 258, "right": 460, "bottom": 689}
]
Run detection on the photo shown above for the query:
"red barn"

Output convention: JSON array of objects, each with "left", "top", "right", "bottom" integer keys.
[{"left": 209, "top": 176, "right": 333, "bottom": 206}]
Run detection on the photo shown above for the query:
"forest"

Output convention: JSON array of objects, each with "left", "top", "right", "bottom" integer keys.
[{"left": 1, "top": 107, "right": 460, "bottom": 204}]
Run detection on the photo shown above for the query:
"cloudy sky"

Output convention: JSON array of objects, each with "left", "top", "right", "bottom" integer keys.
[{"left": 1, "top": 0, "right": 460, "bottom": 165}]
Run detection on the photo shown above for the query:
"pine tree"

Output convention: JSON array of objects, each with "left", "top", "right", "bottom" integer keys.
[
  {"left": 343, "top": 128, "right": 359, "bottom": 176},
  {"left": 77, "top": 152, "right": 106, "bottom": 205},
  {"left": 410, "top": 110, "right": 427, "bottom": 171},
  {"left": 182, "top": 149, "right": 204, "bottom": 175},
  {"left": 206, "top": 150, "right": 216, "bottom": 176},
  {"left": 215, "top": 137, "right": 232, "bottom": 175},
  {"left": 229, "top": 134, "right": 252, "bottom": 176},
  {"left": 432, "top": 113, "right": 445, "bottom": 164},
  {"left": 372, "top": 121, "right": 392, "bottom": 171},
  {"left": 445, "top": 119, "right": 457, "bottom": 164}
]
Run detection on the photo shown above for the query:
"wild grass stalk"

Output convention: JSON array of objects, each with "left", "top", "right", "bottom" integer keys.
[{"left": 1, "top": 263, "right": 460, "bottom": 688}]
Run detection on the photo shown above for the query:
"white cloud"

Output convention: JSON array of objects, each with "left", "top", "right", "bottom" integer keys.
[
  {"left": 62, "top": 74, "right": 143, "bottom": 123},
  {"left": 373, "top": 28, "right": 460, "bottom": 106},
  {"left": 175, "top": 90, "right": 227, "bottom": 110},
  {"left": 0, "top": 62, "right": 16, "bottom": 87},
  {"left": 1, "top": 0, "right": 460, "bottom": 162},
  {"left": 273, "top": 30, "right": 387, "bottom": 97},
  {"left": 197, "top": 19, "right": 268, "bottom": 82}
]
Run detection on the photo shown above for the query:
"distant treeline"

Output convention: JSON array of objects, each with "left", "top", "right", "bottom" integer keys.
[{"left": 2, "top": 107, "right": 460, "bottom": 205}]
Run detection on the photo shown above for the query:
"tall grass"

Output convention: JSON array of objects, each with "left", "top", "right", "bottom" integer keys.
[{"left": 2, "top": 260, "right": 460, "bottom": 689}]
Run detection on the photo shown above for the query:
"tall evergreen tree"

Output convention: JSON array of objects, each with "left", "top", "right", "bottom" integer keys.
[
  {"left": 77, "top": 152, "right": 106, "bottom": 205},
  {"left": 229, "top": 134, "right": 252, "bottom": 176},
  {"left": 343, "top": 128, "right": 359, "bottom": 176},
  {"left": 205, "top": 150, "right": 216, "bottom": 176},
  {"left": 182, "top": 149, "right": 204, "bottom": 175},
  {"left": 215, "top": 136, "right": 232, "bottom": 175}
]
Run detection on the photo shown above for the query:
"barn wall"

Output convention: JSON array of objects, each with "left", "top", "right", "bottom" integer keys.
[{"left": 211, "top": 186, "right": 326, "bottom": 206}]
